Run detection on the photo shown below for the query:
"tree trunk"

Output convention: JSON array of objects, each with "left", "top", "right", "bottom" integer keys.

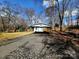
[
  {"left": 60, "top": 20, "right": 63, "bottom": 31},
  {"left": 1, "top": 16, "right": 5, "bottom": 32},
  {"left": 77, "top": 19, "right": 79, "bottom": 26}
]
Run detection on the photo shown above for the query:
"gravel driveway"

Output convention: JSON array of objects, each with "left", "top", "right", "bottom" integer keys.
[
  {"left": 0, "top": 32, "right": 78, "bottom": 59},
  {"left": 0, "top": 33, "right": 49, "bottom": 59}
]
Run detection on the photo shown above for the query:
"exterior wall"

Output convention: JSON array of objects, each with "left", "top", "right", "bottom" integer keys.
[
  {"left": 33, "top": 23, "right": 51, "bottom": 32},
  {"left": 34, "top": 27, "right": 50, "bottom": 32},
  {"left": 34, "top": 27, "right": 43, "bottom": 32}
]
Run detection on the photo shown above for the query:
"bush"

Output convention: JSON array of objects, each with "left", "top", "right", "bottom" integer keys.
[
  {"left": 18, "top": 25, "right": 25, "bottom": 32},
  {"left": 68, "top": 25, "right": 79, "bottom": 29}
]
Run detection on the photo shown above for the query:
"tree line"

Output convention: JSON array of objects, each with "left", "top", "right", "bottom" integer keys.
[
  {"left": 0, "top": 1, "right": 36, "bottom": 32},
  {"left": 45, "top": 0, "right": 79, "bottom": 31}
]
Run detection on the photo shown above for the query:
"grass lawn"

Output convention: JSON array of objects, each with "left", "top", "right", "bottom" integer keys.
[{"left": 0, "top": 32, "right": 33, "bottom": 46}]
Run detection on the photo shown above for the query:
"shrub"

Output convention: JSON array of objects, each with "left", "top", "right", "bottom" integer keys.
[
  {"left": 68, "top": 25, "right": 79, "bottom": 29},
  {"left": 18, "top": 25, "right": 25, "bottom": 32}
]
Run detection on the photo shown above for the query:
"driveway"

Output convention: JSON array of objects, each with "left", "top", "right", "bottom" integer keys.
[
  {"left": 0, "top": 32, "right": 78, "bottom": 59},
  {"left": 0, "top": 33, "right": 49, "bottom": 59}
]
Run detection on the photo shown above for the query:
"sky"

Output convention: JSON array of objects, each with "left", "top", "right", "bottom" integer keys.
[
  {"left": 0, "top": 0, "right": 44, "bottom": 19},
  {"left": 0, "top": 0, "right": 79, "bottom": 25}
]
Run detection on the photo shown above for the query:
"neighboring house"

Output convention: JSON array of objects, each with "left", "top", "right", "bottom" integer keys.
[{"left": 32, "top": 23, "right": 51, "bottom": 32}]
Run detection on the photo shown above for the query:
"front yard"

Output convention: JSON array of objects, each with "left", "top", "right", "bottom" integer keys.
[{"left": 0, "top": 31, "right": 33, "bottom": 46}]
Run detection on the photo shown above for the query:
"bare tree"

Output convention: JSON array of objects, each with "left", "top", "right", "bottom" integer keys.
[
  {"left": 45, "top": 0, "right": 60, "bottom": 30},
  {"left": 0, "top": 15, "right": 5, "bottom": 32},
  {"left": 25, "top": 8, "right": 35, "bottom": 25},
  {"left": 0, "top": 1, "right": 23, "bottom": 32},
  {"left": 56, "top": 0, "right": 71, "bottom": 31},
  {"left": 45, "top": 6, "right": 55, "bottom": 29},
  {"left": 75, "top": 0, "right": 79, "bottom": 26}
]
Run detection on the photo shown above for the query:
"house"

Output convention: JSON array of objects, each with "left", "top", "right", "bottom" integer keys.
[{"left": 32, "top": 23, "right": 51, "bottom": 32}]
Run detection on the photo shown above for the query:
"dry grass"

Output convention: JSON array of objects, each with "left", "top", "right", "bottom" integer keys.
[
  {"left": 0, "top": 32, "right": 33, "bottom": 41},
  {"left": 0, "top": 31, "right": 33, "bottom": 46}
]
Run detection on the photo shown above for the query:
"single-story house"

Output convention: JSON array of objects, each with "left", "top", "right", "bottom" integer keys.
[{"left": 31, "top": 23, "right": 51, "bottom": 32}]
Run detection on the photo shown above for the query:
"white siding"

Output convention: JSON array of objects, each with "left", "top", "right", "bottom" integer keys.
[{"left": 34, "top": 28, "right": 43, "bottom": 32}]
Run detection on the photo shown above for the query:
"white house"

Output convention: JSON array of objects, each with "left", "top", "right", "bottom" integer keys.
[{"left": 32, "top": 23, "right": 51, "bottom": 32}]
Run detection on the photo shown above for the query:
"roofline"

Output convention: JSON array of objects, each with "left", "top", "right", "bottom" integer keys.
[{"left": 31, "top": 26, "right": 51, "bottom": 28}]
